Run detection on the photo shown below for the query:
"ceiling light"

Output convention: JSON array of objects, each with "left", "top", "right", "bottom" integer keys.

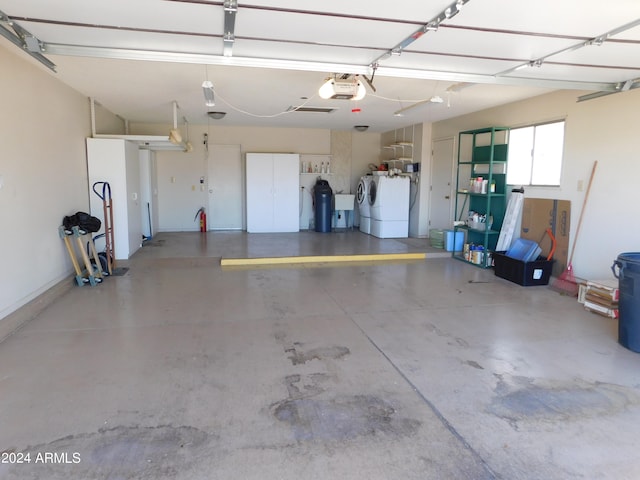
[
  {"left": 429, "top": 95, "right": 444, "bottom": 103},
  {"left": 207, "top": 111, "right": 226, "bottom": 120},
  {"left": 202, "top": 80, "right": 215, "bottom": 107},
  {"left": 318, "top": 76, "right": 366, "bottom": 100},
  {"left": 354, "top": 80, "right": 366, "bottom": 100},
  {"left": 318, "top": 78, "right": 335, "bottom": 99},
  {"left": 354, "top": 125, "right": 369, "bottom": 132}
]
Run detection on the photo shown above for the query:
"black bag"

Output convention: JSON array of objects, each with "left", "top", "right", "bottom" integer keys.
[{"left": 63, "top": 211, "right": 101, "bottom": 234}]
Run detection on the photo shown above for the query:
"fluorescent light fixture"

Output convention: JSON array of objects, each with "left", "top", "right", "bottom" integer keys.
[{"left": 202, "top": 80, "right": 215, "bottom": 106}]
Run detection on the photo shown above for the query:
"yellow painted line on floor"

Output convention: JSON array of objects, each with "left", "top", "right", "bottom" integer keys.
[{"left": 220, "top": 252, "right": 426, "bottom": 267}]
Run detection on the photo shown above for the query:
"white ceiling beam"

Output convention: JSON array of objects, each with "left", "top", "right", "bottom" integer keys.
[{"left": 43, "top": 43, "right": 619, "bottom": 92}]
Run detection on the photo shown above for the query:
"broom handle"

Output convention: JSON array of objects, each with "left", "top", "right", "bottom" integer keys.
[{"left": 568, "top": 160, "right": 598, "bottom": 264}]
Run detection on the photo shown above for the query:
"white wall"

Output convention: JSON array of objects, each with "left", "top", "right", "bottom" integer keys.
[
  {"left": 433, "top": 88, "right": 640, "bottom": 280},
  {"left": 0, "top": 43, "right": 91, "bottom": 321}
]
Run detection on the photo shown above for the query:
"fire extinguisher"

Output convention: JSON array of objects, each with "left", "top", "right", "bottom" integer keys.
[{"left": 194, "top": 207, "right": 207, "bottom": 232}]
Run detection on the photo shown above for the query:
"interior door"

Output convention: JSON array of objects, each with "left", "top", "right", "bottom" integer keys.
[
  {"left": 208, "top": 144, "right": 243, "bottom": 230},
  {"left": 429, "top": 137, "right": 455, "bottom": 229},
  {"left": 245, "top": 153, "right": 274, "bottom": 232}
]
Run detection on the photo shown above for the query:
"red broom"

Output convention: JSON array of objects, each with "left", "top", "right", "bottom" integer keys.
[{"left": 552, "top": 160, "right": 598, "bottom": 296}]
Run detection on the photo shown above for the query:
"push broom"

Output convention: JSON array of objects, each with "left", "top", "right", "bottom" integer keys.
[{"left": 552, "top": 160, "right": 598, "bottom": 296}]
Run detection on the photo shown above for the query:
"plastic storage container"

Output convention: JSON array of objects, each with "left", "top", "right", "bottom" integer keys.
[
  {"left": 444, "top": 230, "right": 464, "bottom": 252},
  {"left": 429, "top": 229, "right": 444, "bottom": 248},
  {"left": 314, "top": 179, "right": 333, "bottom": 233},
  {"left": 612, "top": 252, "right": 640, "bottom": 352},
  {"left": 493, "top": 252, "right": 554, "bottom": 286},
  {"left": 506, "top": 238, "right": 542, "bottom": 262}
]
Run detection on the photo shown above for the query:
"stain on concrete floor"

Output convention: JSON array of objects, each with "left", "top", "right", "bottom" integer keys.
[
  {"left": 489, "top": 375, "right": 639, "bottom": 429},
  {"left": 273, "top": 394, "right": 421, "bottom": 442},
  {"left": 463, "top": 360, "right": 484, "bottom": 370},
  {"left": 285, "top": 345, "right": 350, "bottom": 365},
  {"left": 1, "top": 425, "right": 211, "bottom": 480},
  {"left": 285, "top": 373, "right": 330, "bottom": 399}
]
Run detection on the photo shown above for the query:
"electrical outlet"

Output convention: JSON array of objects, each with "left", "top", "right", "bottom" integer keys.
[
  {"left": 577, "top": 180, "right": 584, "bottom": 191},
  {"left": 0, "top": 174, "right": 4, "bottom": 190}
]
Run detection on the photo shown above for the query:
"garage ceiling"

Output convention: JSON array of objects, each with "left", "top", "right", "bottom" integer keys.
[{"left": 2, "top": 0, "right": 640, "bottom": 132}]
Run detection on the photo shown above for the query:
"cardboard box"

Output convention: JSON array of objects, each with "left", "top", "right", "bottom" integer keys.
[
  {"left": 520, "top": 199, "right": 571, "bottom": 278},
  {"left": 493, "top": 252, "right": 554, "bottom": 286}
]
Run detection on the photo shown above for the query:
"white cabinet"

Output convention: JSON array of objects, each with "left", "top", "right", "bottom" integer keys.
[
  {"left": 246, "top": 153, "right": 299, "bottom": 233},
  {"left": 86, "top": 138, "right": 143, "bottom": 260}
]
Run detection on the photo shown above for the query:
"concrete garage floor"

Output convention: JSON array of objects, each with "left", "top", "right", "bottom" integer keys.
[{"left": 1, "top": 231, "right": 639, "bottom": 479}]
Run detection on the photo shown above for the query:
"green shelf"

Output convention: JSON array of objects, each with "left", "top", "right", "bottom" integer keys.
[{"left": 453, "top": 126, "right": 510, "bottom": 269}]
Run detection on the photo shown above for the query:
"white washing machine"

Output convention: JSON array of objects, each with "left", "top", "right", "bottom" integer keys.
[
  {"left": 369, "top": 174, "right": 410, "bottom": 238},
  {"left": 356, "top": 175, "right": 374, "bottom": 234}
]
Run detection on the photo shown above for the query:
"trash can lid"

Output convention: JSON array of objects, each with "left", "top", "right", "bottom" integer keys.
[{"left": 617, "top": 252, "right": 640, "bottom": 263}]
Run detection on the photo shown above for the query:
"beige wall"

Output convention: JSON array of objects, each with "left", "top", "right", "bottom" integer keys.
[
  {"left": 0, "top": 43, "right": 92, "bottom": 321},
  {"left": 433, "top": 88, "right": 640, "bottom": 279},
  {"left": 131, "top": 122, "right": 380, "bottom": 231},
  {"left": 380, "top": 124, "right": 432, "bottom": 237}
]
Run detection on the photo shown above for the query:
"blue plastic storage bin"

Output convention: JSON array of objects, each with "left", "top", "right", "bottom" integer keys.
[
  {"left": 444, "top": 230, "right": 464, "bottom": 252},
  {"left": 506, "top": 238, "right": 541, "bottom": 262}
]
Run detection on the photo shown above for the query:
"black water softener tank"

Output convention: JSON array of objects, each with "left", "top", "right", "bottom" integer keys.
[{"left": 314, "top": 179, "right": 333, "bottom": 233}]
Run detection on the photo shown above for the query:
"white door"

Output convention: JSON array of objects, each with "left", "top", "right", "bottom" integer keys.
[
  {"left": 246, "top": 153, "right": 274, "bottom": 232},
  {"left": 429, "top": 137, "right": 455, "bottom": 229},
  {"left": 208, "top": 144, "right": 243, "bottom": 230}
]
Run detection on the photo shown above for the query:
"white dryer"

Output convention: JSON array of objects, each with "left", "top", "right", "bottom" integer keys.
[
  {"left": 369, "top": 174, "right": 410, "bottom": 238},
  {"left": 356, "top": 175, "right": 374, "bottom": 234}
]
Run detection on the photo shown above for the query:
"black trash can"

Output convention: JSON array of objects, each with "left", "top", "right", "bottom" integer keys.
[
  {"left": 612, "top": 252, "right": 640, "bottom": 352},
  {"left": 314, "top": 179, "right": 333, "bottom": 233}
]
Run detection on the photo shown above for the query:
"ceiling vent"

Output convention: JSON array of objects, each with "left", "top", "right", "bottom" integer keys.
[{"left": 287, "top": 106, "right": 337, "bottom": 114}]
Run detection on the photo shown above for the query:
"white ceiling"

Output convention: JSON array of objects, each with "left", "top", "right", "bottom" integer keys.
[{"left": 2, "top": 0, "right": 640, "bottom": 132}]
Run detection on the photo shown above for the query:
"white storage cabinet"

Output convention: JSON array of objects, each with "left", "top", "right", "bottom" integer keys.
[
  {"left": 86, "top": 138, "right": 143, "bottom": 260},
  {"left": 246, "top": 153, "right": 299, "bottom": 233}
]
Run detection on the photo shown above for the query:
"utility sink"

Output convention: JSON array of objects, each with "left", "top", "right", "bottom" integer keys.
[{"left": 334, "top": 194, "right": 355, "bottom": 210}]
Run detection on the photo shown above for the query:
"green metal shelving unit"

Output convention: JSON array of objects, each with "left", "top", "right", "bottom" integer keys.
[{"left": 453, "top": 126, "right": 510, "bottom": 268}]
